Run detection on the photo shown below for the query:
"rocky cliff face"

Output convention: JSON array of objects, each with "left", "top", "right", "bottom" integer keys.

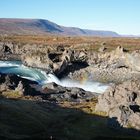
[
  {"left": 68, "top": 46, "right": 140, "bottom": 84},
  {"left": 1, "top": 41, "right": 140, "bottom": 83},
  {"left": 0, "top": 41, "right": 88, "bottom": 76}
]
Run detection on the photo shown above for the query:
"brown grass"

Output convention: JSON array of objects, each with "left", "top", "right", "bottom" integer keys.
[{"left": 0, "top": 35, "right": 140, "bottom": 51}]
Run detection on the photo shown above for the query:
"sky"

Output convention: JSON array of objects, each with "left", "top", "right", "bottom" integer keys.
[{"left": 0, "top": 0, "right": 140, "bottom": 35}]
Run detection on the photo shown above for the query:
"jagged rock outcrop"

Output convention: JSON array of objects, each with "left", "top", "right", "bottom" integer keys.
[
  {"left": 22, "top": 51, "right": 54, "bottom": 72},
  {"left": 52, "top": 49, "right": 74, "bottom": 74},
  {"left": 69, "top": 46, "right": 140, "bottom": 83},
  {"left": 21, "top": 49, "right": 71, "bottom": 74},
  {"left": 3, "top": 41, "right": 139, "bottom": 84},
  {"left": 21, "top": 47, "right": 88, "bottom": 76},
  {"left": 95, "top": 80, "right": 140, "bottom": 131},
  {"left": 1, "top": 43, "right": 138, "bottom": 84}
]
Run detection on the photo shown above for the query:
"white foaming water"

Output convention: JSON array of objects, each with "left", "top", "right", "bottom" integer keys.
[
  {"left": 0, "top": 60, "right": 22, "bottom": 67},
  {"left": 0, "top": 61, "right": 109, "bottom": 93},
  {"left": 46, "top": 74, "right": 108, "bottom": 93}
]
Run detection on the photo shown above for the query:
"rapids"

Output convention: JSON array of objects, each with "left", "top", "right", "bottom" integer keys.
[{"left": 0, "top": 61, "right": 109, "bottom": 93}]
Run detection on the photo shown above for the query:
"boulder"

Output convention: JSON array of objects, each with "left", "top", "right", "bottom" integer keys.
[
  {"left": 108, "top": 105, "right": 140, "bottom": 132},
  {"left": 95, "top": 80, "right": 140, "bottom": 130},
  {"left": 108, "top": 105, "right": 133, "bottom": 128}
]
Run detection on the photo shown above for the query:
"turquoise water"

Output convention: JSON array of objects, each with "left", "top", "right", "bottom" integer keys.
[
  {"left": 0, "top": 61, "right": 49, "bottom": 83},
  {"left": 0, "top": 61, "right": 109, "bottom": 93}
]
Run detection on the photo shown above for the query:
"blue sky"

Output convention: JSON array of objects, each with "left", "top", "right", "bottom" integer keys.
[{"left": 0, "top": 0, "right": 139, "bottom": 35}]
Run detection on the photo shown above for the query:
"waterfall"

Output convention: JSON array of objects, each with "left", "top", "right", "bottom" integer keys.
[{"left": 0, "top": 61, "right": 109, "bottom": 93}]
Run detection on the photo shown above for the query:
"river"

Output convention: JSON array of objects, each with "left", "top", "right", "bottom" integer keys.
[{"left": 0, "top": 61, "right": 109, "bottom": 93}]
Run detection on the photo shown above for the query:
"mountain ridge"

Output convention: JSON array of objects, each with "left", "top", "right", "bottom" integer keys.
[{"left": 0, "top": 18, "right": 120, "bottom": 37}]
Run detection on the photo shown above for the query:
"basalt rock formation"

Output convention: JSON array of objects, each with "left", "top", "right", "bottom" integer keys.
[
  {"left": 68, "top": 46, "right": 140, "bottom": 83},
  {"left": 0, "top": 41, "right": 88, "bottom": 76},
  {"left": 95, "top": 80, "right": 140, "bottom": 132},
  {"left": 21, "top": 47, "right": 88, "bottom": 76},
  {"left": 1, "top": 40, "right": 140, "bottom": 84}
]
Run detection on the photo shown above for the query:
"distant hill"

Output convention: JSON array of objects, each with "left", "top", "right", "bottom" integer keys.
[{"left": 0, "top": 18, "right": 120, "bottom": 37}]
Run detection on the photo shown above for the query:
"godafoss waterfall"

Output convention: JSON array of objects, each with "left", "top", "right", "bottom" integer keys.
[{"left": 0, "top": 61, "right": 109, "bottom": 93}]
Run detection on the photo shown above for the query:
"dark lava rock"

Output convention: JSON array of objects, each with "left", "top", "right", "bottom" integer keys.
[
  {"left": 43, "top": 83, "right": 97, "bottom": 102},
  {"left": 0, "top": 73, "right": 39, "bottom": 96}
]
